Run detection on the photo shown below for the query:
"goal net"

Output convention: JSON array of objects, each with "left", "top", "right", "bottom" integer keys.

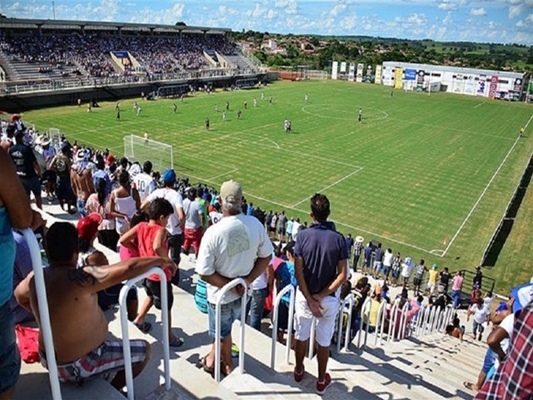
[{"left": 123, "top": 134, "right": 174, "bottom": 174}]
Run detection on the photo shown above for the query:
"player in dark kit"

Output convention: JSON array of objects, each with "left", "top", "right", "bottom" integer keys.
[
  {"left": 358, "top": 108, "right": 362, "bottom": 122},
  {"left": 173, "top": 104, "right": 177, "bottom": 113},
  {"left": 237, "top": 110, "right": 242, "bottom": 120},
  {"left": 205, "top": 117, "right": 210, "bottom": 130}
]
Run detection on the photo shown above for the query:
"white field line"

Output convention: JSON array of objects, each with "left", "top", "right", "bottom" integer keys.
[
  {"left": 474, "top": 102, "right": 485, "bottom": 109},
  {"left": 185, "top": 172, "right": 435, "bottom": 255},
  {"left": 208, "top": 168, "right": 239, "bottom": 181},
  {"left": 442, "top": 113, "right": 533, "bottom": 257},
  {"left": 290, "top": 167, "right": 363, "bottom": 208}
]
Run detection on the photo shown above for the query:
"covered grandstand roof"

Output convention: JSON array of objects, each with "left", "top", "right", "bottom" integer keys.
[{"left": 0, "top": 17, "right": 232, "bottom": 35}]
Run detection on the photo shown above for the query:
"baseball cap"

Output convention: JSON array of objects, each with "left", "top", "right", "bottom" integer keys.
[
  {"left": 432, "top": 263, "right": 438, "bottom": 270},
  {"left": 495, "top": 302, "right": 508, "bottom": 313},
  {"left": 220, "top": 180, "right": 243, "bottom": 209},
  {"left": 77, "top": 212, "right": 103, "bottom": 240},
  {"left": 162, "top": 168, "right": 176, "bottom": 184}
]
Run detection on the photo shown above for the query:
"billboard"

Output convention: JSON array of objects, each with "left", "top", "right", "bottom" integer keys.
[
  {"left": 394, "top": 67, "right": 403, "bottom": 89},
  {"left": 416, "top": 70, "right": 425, "bottom": 92},
  {"left": 331, "top": 61, "right": 338, "bottom": 80},
  {"left": 514, "top": 78, "right": 523, "bottom": 92},
  {"left": 348, "top": 62, "right": 355, "bottom": 82},
  {"left": 375, "top": 65, "right": 382, "bottom": 85},
  {"left": 489, "top": 75, "right": 499, "bottom": 98},
  {"left": 356, "top": 63, "right": 364, "bottom": 82},
  {"left": 340, "top": 62, "right": 347, "bottom": 73},
  {"left": 405, "top": 69, "right": 417, "bottom": 81},
  {"left": 477, "top": 74, "right": 486, "bottom": 96}
]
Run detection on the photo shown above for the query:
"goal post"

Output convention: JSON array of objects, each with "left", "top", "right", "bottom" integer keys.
[{"left": 123, "top": 135, "right": 174, "bottom": 174}]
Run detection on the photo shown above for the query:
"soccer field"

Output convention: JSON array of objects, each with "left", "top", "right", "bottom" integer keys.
[{"left": 23, "top": 80, "right": 533, "bottom": 292}]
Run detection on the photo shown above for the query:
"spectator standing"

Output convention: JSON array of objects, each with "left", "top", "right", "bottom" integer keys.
[
  {"left": 86, "top": 177, "right": 119, "bottom": 251},
  {"left": 373, "top": 243, "right": 384, "bottom": 279},
  {"left": 345, "top": 234, "right": 354, "bottom": 270},
  {"left": 352, "top": 236, "right": 364, "bottom": 273},
  {"left": 50, "top": 145, "right": 76, "bottom": 214},
  {"left": 286, "top": 217, "right": 294, "bottom": 242},
  {"left": 182, "top": 187, "right": 204, "bottom": 261},
  {"left": 474, "top": 266, "right": 483, "bottom": 289},
  {"left": 293, "top": 193, "right": 348, "bottom": 394},
  {"left": 362, "top": 242, "right": 373, "bottom": 275},
  {"left": 413, "top": 259, "right": 428, "bottom": 296},
  {"left": 195, "top": 180, "right": 272, "bottom": 376},
  {"left": 451, "top": 271, "right": 464, "bottom": 309},
  {"left": 277, "top": 211, "right": 287, "bottom": 242},
  {"left": 440, "top": 267, "right": 451, "bottom": 293},
  {"left": 71, "top": 149, "right": 95, "bottom": 216},
  {"left": 141, "top": 169, "right": 184, "bottom": 284},
  {"left": 0, "top": 146, "right": 35, "bottom": 400},
  {"left": 9, "top": 132, "right": 42, "bottom": 209},
  {"left": 382, "top": 248, "right": 393, "bottom": 280},
  {"left": 468, "top": 298, "right": 490, "bottom": 341},
  {"left": 110, "top": 170, "right": 140, "bottom": 236}
]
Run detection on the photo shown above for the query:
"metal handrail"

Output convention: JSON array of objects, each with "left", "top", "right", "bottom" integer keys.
[
  {"left": 398, "top": 301, "right": 410, "bottom": 340},
  {"left": 119, "top": 268, "right": 171, "bottom": 400},
  {"left": 388, "top": 299, "right": 400, "bottom": 342},
  {"left": 374, "top": 300, "right": 387, "bottom": 346},
  {"left": 427, "top": 306, "right": 437, "bottom": 334},
  {"left": 23, "top": 228, "right": 62, "bottom": 400},
  {"left": 357, "top": 297, "right": 372, "bottom": 348},
  {"left": 336, "top": 295, "right": 355, "bottom": 353},
  {"left": 270, "top": 285, "right": 295, "bottom": 369},
  {"left": 214, "top": 278, "right": 247, "bottom": 382},
  {"left": 415, "top": 306, "right": 428, "bottom": 336}
]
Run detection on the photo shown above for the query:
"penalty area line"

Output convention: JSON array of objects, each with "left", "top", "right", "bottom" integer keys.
[{"left": 290, "top": 167, "right": 363, "bottom": 208}]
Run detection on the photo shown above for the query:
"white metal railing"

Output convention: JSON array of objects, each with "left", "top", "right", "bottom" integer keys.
[
  {"left": 357, "top": 297, "right": 372, "bottom": 348},
  {"left": 388, "top": 299, "right": 400, "bottom": 343},
  {"left": 23, "top": 228, "right": 62, "bottom": 400},
  {"left": 374, "top": 300, "right": 387, "bottom": 346},
  {"left": 119, "top": 269, "right": 171, "bottom": 400},
  {"left": 270, "top": 285, "right": 295, "bottom": 369},
  {"left": 214, "top": 278, "right": 247, "bottom": 382},
  {"left": 336, "top": 295, "right": 355, "bottom": 353},
  {"left": 398, "top": 301, "right": 410, "bottom": 340}
]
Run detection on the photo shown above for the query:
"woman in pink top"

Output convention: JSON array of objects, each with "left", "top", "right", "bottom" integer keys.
[
  {"left": 451, "top": 271, "right": 464, "bottom": 309},
  {"left": 118, "top": 211, "right": 148, "bottom": 261},
  {"left": 121, "top": 198, "right": 182, "bottom": 347}
]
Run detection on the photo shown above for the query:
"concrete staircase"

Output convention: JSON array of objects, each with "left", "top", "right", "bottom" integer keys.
[{"left": 14, "top": 200, "right": 484, "bottom": 399}]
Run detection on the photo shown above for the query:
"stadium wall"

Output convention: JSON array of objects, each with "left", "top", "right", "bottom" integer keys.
[
  {"left": 0, "top": 74, "right": 269, "bottom": 113},
  {"left": 381, "top": 61, "right": 526, "bottom": 100}
]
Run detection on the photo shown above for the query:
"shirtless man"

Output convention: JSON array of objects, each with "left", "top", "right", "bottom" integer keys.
[
  {"left": 15, "top": 222, "right": 176, "bottom": 389},
  {"left": 70, "top": 150, "right": 95, "bottom": 217}
]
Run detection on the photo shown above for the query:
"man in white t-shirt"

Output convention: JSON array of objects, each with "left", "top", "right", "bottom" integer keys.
[
  {"left": 467, "top": 298, "right": 490, "bottom": 341},
  {"left": 134, "top": 161, "right": 157, "bottom": 202},
  {"left": 400, "top": 257, "right": 414, "bottom": 288},
  {"left": 141, "top": 168, "right": 184, "bottom": 284},
  {"left": 195, "top": 180, "right": 273, "bottom": 376}
]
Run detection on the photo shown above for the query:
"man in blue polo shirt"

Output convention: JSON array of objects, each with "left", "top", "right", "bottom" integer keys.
[{"left": 293, "top": 193, "right": 348, "bottom": 395}]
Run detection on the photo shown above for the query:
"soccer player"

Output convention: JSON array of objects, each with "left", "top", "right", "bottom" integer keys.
[
  {"left": 269, "top": 96, "right": 273, "bottom": 104},
  {"left": 304, "top": 94, "right": 308, "bottom": 103},
  {"left": 237, "top": 110, "right": 242, "bottom": 120},
  {"left": 520, "top": 126, "right": 525, "bottom": 137},
  {"left": 137, "top": 106, "right": 142, "bottom": 117},
  {"left": 284, "top": 119, "right": 290, "bottom": 133},
  {"left": 261, "top": 92, "right": 265, "bottom": 100},
  {"left": 173, "top": 104, "right": 177, "bottom": 113},
  {"left": 133, "top": 101, "right": 138, "bottom": 111},
  {"left": 226, "top": 101, "right": 229, "bottom": 111},
  {"left": 144, "top": 132, "right": 149, "bottom": 145},
  {"left": 243, "top": 100, "right": 247, "bottom": 109},
  {"left": 222, "top": 111, "right": 227, "bottom": 121},
  {"left": 253, "top": 98, "right": 257, "bottom": 107},
  {"left": 214, "top": 104, "right": 218, "bottom": 112},
  {"left": 358, "top": 108, "right": 362, "bottom": 122},
  {"left": 116, "top": 108, "right": 120, "bottom": 121},
  {"left": 205, "top": 117, "right": 210, "bottom": 130}
]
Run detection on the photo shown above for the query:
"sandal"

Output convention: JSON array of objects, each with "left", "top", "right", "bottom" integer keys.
[
  {"left": 170, "top": 337, "right": 185, "bottom": 348},
  {"left": 133, "top": 322, "right": 152, "bottom": 334},
  {"left": 197, "top": 355, "right": 215, "bottom": 375},
  {"left": 463, "top": 381, "right": 474, "bottom": 391}
]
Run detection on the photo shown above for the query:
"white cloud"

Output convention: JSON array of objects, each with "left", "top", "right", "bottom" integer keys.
[
  {"left": 470, "top": 7, "right": 487, "bottom": 16},
  {"left": 340, "top": 15, "right": 357, "bottom": 29},
  {"left": 329, "top": 2, "right": 347, "bottom": 17},
  {"left": 443, "top": 12, "right": 453, "bottom": 24},
  {"left": 407, "top": 13, "right": 428, "bottom": 25},
  {"left": 526, "top": 12, "right": 533, "bottom": 22},
  {"left": 515, "top": 19, "right": 524, "bottom": 26},
  {"left": 274, "top": 0, "right": 298, "bottom": 14}
]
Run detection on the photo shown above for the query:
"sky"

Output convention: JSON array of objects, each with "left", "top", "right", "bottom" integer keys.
[{"left": 1, "top": 0, "right": 532, "bottom": 45}]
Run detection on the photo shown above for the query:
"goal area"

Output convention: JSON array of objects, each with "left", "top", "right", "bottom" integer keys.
[{"left": 123, "top": 135, "right": 174, "bottom": 174}]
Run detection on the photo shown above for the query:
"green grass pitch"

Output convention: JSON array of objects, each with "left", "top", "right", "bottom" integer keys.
[{"left": 23, "top": 80, "right": 533, "bottom": 293}]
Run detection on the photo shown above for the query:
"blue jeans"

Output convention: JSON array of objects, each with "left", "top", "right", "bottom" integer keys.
[
  {"left": 208, "top": 298, "right": 242, "bottom": 339},
  {"left": 481, "top": 348, "right": 497, "bottom": 374},
  {"left": 76, "top": 198, "right": 88, "bottom": 217},
  {"left": 247, "top": 287, "right": 268, "bottom": 331},
  {"left": 0, "top": 302, "right": 20, "bottom": 395},
  {"left": 451, "top": 290, "right": 461, "bottom": 308}
]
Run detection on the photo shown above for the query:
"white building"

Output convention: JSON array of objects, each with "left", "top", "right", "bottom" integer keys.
[{"left": 381, "top": 61, "right": 527, "bottom": 100}]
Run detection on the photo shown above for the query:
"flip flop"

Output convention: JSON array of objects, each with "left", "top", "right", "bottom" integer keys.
[
  {"left": 170, "top": 337, "right": 185, "bottom": 348},
  {"left": 133, "top": 322, "right": 152, "bottom": 334},
  {"left": 231, "top": 343, "right": 240, "bottom": 358},
  {"left": 197, "top": 355, "right": 215, "bottom": 375},
  {"left": 463, "top": 381, "right": 474, "bottom": 391}
]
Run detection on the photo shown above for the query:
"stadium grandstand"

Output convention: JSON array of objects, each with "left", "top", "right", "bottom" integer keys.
[{"left": 0, "top": 18, "right": 268, "bottom": 111}]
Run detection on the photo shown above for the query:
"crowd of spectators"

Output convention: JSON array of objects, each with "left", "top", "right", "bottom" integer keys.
[{"left": 0, "top": 30, "right": 240, "bottom": 80}]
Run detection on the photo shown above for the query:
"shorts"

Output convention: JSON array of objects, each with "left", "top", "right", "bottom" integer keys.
[
  {"left": 277, "top": 227, "right": 285, "bottom": 235},
  {"left": 20, "top": 176, "right": 41, "bottom": 198},
  {"left": 40, "top": 339, "right": 147, "bottom": 384},
  {"left": 56, "top": 176, "right": 74, "bottom": 202},
  {"left": 41, "top": 170, "right": 56, "bottom": 185},
  {"left": 77, "top": 198, "right": 88, "bottom": 217},
  {"left": 208, "top": 298, "right": 242, "bottom": 339},
  {"left": 391, "top": 269, "right": 400, "bottom": 279},
  {"left": 373, "top": 261, "right": 382, "bottom": 271},
  {"left": 98, "top": 284, "right": 137, "bottom": 311},
  {"left": 143, "top": 279, "right": 174, "bottom": 310},
  {"left": 0, "top": 302, "right": 20, "bottom": 395},
  {"left": 413, "top": 277, "right": 422, "bottom": 286},
  {"left": 294, "top": 289, "right": 338, "bottom": 347},
  {"left": 481, "top": 348, "right": 497, "bottom": 374},
  {"left": 383, "top": 265, "right": 391, "bottom": 276}
]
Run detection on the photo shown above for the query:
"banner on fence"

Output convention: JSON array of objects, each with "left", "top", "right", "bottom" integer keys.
[
  {"left": 340, "top": 62, "right": 347, "bottom": 73},
  {"left": 331, "top": 61, "right": 338, "bottom": 80},
  {"left": 477, "top": 74, "right": 487, "bottom": 96},
  {"left": 348, "top": 62, "right": 355, "bottom": 82},
  {"left": 394, "top": 67, "right": 403, "bottom": 89},
  {"left": 416, "top": 70, "right": 425, "bottom": 92},
  {"left": 489, "top": 75, "right": 499, "bottom": 98},
  {"left": 356, "top": 63, "right": 364, "bottom": 82},
  {"left": 404, "top": 69, "right": 416, "bottom": 81},
  {"left": 375, "top": 65, "right": 382, "bottom": 85}
]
